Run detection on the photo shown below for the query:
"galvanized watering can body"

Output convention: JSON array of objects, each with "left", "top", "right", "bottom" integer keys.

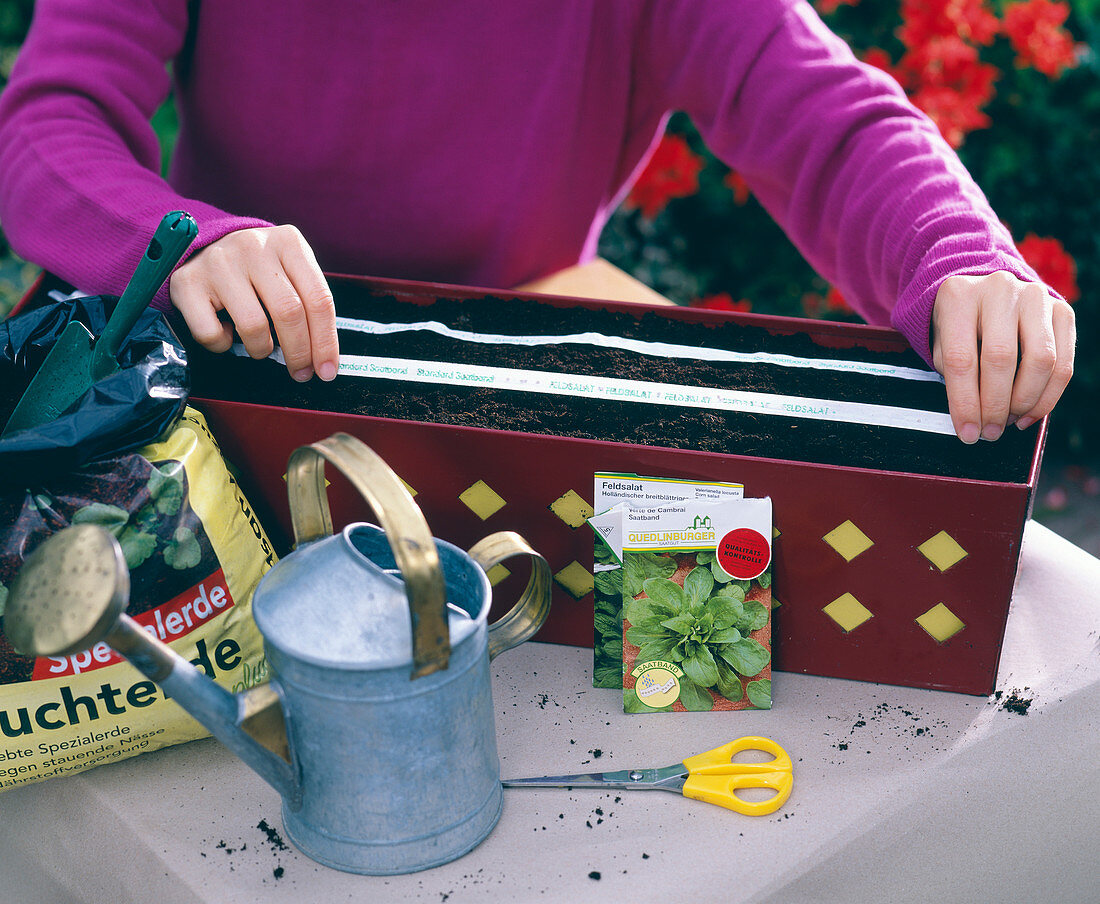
[
  {"left": 2, "top": 434, "right": 551, "bottom": 876},
  {"left": 255, "top": 522, "right": 514, "bottom": 874}
]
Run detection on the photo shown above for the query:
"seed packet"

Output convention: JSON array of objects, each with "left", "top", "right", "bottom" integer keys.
[
  {"left": 621, "top": 496, "right": 772, "bottom": 713},
  {"left": 589, "top": 473, "right": 743, "bottom": 688},
  {"left": 590, "top": 505, "right": 627, "bottom": 688}
]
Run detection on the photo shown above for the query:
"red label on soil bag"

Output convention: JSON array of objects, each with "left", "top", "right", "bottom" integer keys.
[
  {"left": 31, "top": 569, "right": 235, "bottom": 680},
  {"left": 716, "top": 528, "right": 771, "bottom": 580}
]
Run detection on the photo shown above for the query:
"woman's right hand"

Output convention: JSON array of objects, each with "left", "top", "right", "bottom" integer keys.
[{"left": 169, "top": 225, "right": 340, "bottom": 382}]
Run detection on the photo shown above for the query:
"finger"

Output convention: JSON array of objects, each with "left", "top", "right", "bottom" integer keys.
[
  {"left": 169, "top": 270, "right": 234, "bottom": 353},
  {"left": 976, "top": 297, "right": 1019, "bottom": 442},
  {"left": 249, "top": 263, "right": 314, "bottom": 380},
  {"left": 215, "top": 269, "right": 276, "bottom": 360},
  {"left": 1017, "top": 299, "right": 1076, "bottom": 430},
  {"left": 1008, "top": 284, "right": 1056, "bottom": 418},
  {"left": 932, "top": 282, "right": 982, "bottom": 444},
  {"left": 277, "top": 229, "right": 339, "bottom": 381}
]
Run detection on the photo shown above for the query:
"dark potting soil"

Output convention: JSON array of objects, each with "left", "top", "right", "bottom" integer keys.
[
  {"left": 993, "top": 688, "right": 1034, "bottom": 715},
  {"left": 186, "top": 285, "right": 1038, "bottom": 484}
]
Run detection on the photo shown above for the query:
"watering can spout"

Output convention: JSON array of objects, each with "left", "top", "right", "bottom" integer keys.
[
  {"left": 1, "top": 523, "right": 303, "bottom": 809},
  {"left": 139, "top": 645, "right": 302, "bottom": 808}
]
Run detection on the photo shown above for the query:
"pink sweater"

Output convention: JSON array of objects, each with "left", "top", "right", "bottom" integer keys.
[{"left": 0, "top": 0, "right": 1045, "bottom": 364}]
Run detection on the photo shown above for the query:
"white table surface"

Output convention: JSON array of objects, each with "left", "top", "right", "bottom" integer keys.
[{"left": 3, "top": 520, "right": 1098, "bottom": 904}]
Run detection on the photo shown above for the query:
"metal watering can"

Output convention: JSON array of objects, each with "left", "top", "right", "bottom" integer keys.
[{"left": 3, "top": 434, "right": 552, "bottom": 874}]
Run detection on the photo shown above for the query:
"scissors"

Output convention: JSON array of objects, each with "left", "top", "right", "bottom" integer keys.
[{"left": 502, "top": 736, "right": 793, "bottom": 816}]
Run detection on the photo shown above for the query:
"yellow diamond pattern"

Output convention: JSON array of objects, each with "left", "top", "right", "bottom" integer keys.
[
  {"left": 485, "top": 564, "right": 510, "bottom": 587},
  {"left": 918, "top": 531, "right": 968, "bottom": 572},
  {"left": 459, "top": 480, "right": 506, "bottom": 520},
  {"left": 822, "top": 520, "right": 874, "bottom": 562},
  {"left": 823, "top": 592, "right": 873, "bottom": 633},
  {"left": 399, "top": 477, "right": 418, "bottom": 498},
  {"left": 773, "top": 526, "right": 781, "bottom": 540},
  {"left": 915, "top": 603, "right": 966, "bottom": 642},
  {"left": 554, "top": 560, "right": 593, "bottom": 600},
  {"left": 549, "top": 489, "right": 594, "bottom": 528}
]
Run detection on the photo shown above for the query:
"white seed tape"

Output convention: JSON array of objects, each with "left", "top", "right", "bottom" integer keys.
[
  {"left": 334, "top": 317, "right": 945, "bottom": 383},
  {"left": 235, "top": 344, "right": 954, "bottom": 435}
]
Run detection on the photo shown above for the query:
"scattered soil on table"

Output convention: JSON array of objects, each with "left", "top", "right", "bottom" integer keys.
[
  {"left": 199, "top": 817, "right": 289, "bottom": 882},
  {"left": 826, "top": 701, "right": 951, "bottom": 754},
  {"left": 992, "top": 687, "right": 1033, "bottom": 715},
  {"left": 257, "top": 818, "right": 290, "bottom": 851},
  {"left": 187, "top": 287, "right": 1037, "bottom": 484}
]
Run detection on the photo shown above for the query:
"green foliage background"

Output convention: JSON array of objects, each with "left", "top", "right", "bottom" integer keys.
[{"left": 1, "top": 1, "right": 1096, "bottom": 459}]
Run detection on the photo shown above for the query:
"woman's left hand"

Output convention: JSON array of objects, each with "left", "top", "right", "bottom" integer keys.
[{"left": 931, "top": 271, "right": 1075, "bottom": 444}]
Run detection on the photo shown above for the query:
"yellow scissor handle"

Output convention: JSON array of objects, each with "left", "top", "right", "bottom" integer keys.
[{"left": 681, "top": 736, "right": 794, "bottom": 816}]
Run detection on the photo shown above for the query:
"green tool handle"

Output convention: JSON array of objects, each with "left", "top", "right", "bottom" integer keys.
[{"left": 91, "top": 210, "right": 198, "bottom": 380}]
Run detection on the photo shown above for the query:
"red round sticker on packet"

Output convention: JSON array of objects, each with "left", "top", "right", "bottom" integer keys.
[{"left": 716, "top": 528, "right": 771, "bottom": 580}]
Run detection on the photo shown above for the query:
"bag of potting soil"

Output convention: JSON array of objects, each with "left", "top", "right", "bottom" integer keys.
[
  {"left": 0, "top": 295, "right": 275, "bottom": 790},
  {"left": 0, "top": 292, "right": 189, "bottom": 483}
]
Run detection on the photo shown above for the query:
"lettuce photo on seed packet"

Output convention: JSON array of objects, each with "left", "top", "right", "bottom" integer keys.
[
  {"left": 621, "top": 497, "right": 772, "bottom": 713},
  {"left": 589, "top": 473, "right": 743, "bottom": 690}
]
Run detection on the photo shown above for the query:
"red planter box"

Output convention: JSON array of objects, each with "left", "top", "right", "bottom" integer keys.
[{"left": 186, "top": 275, "right": 1042, "bottom": 695}]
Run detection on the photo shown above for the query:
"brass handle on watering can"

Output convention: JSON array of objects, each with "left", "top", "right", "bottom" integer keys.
[
  {"left": 468, "top": 531, "right": 552, "bottom": 661},
  {"left": 286, "top": 433, "right": 450, "bottom": 679}
]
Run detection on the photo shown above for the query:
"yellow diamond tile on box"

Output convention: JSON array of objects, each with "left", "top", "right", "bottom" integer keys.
[
  {"left": 554, "top": 561, "right": 593, "bottom": 600},
  {"left": 823, "top": 592, "right": 873, "bottom": 633},
  {"left": 916, "top": 602, "right": 966, "bottom": 642},
  {"left": 772, "top": 526, "right": 781, "bottom": 540},
  {"left": 771, "top": 594, "right": 782, "bottom": 610},
  {"left": 399, "top": 477, "right": 418, "bottom": 498},
  {"left": 918, "top": 530, "right": 968, "bottom": 572},
  {"left": 485, "top": 564, "right": 510, "bottom": 587},
  {"left": 549, "top": 489, "right": 594, "bottom": 528},
  {"left": 822, "top": 520, "right": 874, "bottom": 562},
  {"left": 459, "top": 479, "right": 506, "bottom": 520}
]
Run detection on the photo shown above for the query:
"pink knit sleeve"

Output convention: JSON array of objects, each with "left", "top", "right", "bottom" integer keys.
[
  {"left": 0, "top": 0, "right": 271, "bottom": 310},
  {"left": 635, "top": 0, "right": 1051, "bottom": 365}
]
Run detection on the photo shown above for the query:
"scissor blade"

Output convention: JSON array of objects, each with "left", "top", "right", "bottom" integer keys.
[
  {"left": 503, "top": 764, "right": 685, "bottom": 792},
  {"left": 503, "top": 771, "right": 620, "bottom": 789}
]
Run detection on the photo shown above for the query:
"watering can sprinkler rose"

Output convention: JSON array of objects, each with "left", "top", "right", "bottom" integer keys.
[{"left": 3, "top": 434, "right": 552, "bottom": 875}]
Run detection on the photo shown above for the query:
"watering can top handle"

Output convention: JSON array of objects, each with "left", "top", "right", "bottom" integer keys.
[
  {"left": 286, "top": 433, "right": 450, "bottom": 679},
  {"left": 467, "top": 531, "right": 552, "bottom": 662}
]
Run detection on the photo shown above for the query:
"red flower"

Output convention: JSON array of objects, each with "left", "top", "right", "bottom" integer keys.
[
  {"left": 871, "top": 35, "right": 999, "bottom": 147},
  {"left": 723, "top": 170, "right": 751, "bottom": 206},
  {"left": 909, "top": 79, "right": 996, "bottom": 148},
  {"left": 897, "top": 0, "right": 1000, "bottom": 49},
  {"left": 626, "top": 134, "right": 705, "bottom": 219},
  {"left": 1016, "top": 233, "right": 1080, "bottom": 302},
  {"left": 693, "top": 293, "right": 753, "bottom": 313},
  {"left": 883, "top": 0, "right": 1003, "bottom": 146},
  {"left": 1003, "top": 0, "right": 1080, "bottom": 78},
  {"left": 824, "top": 286, "right": 852, "bottom": 312}
]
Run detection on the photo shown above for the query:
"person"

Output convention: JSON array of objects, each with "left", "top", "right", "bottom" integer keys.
[{"left": 0, "top": 0, "right": 1074, "bottom": 445}]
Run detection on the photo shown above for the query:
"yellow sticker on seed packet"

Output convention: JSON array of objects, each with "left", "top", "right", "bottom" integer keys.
[{"left": 630, "top": 661, "right": 683, "bottom": 709}]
